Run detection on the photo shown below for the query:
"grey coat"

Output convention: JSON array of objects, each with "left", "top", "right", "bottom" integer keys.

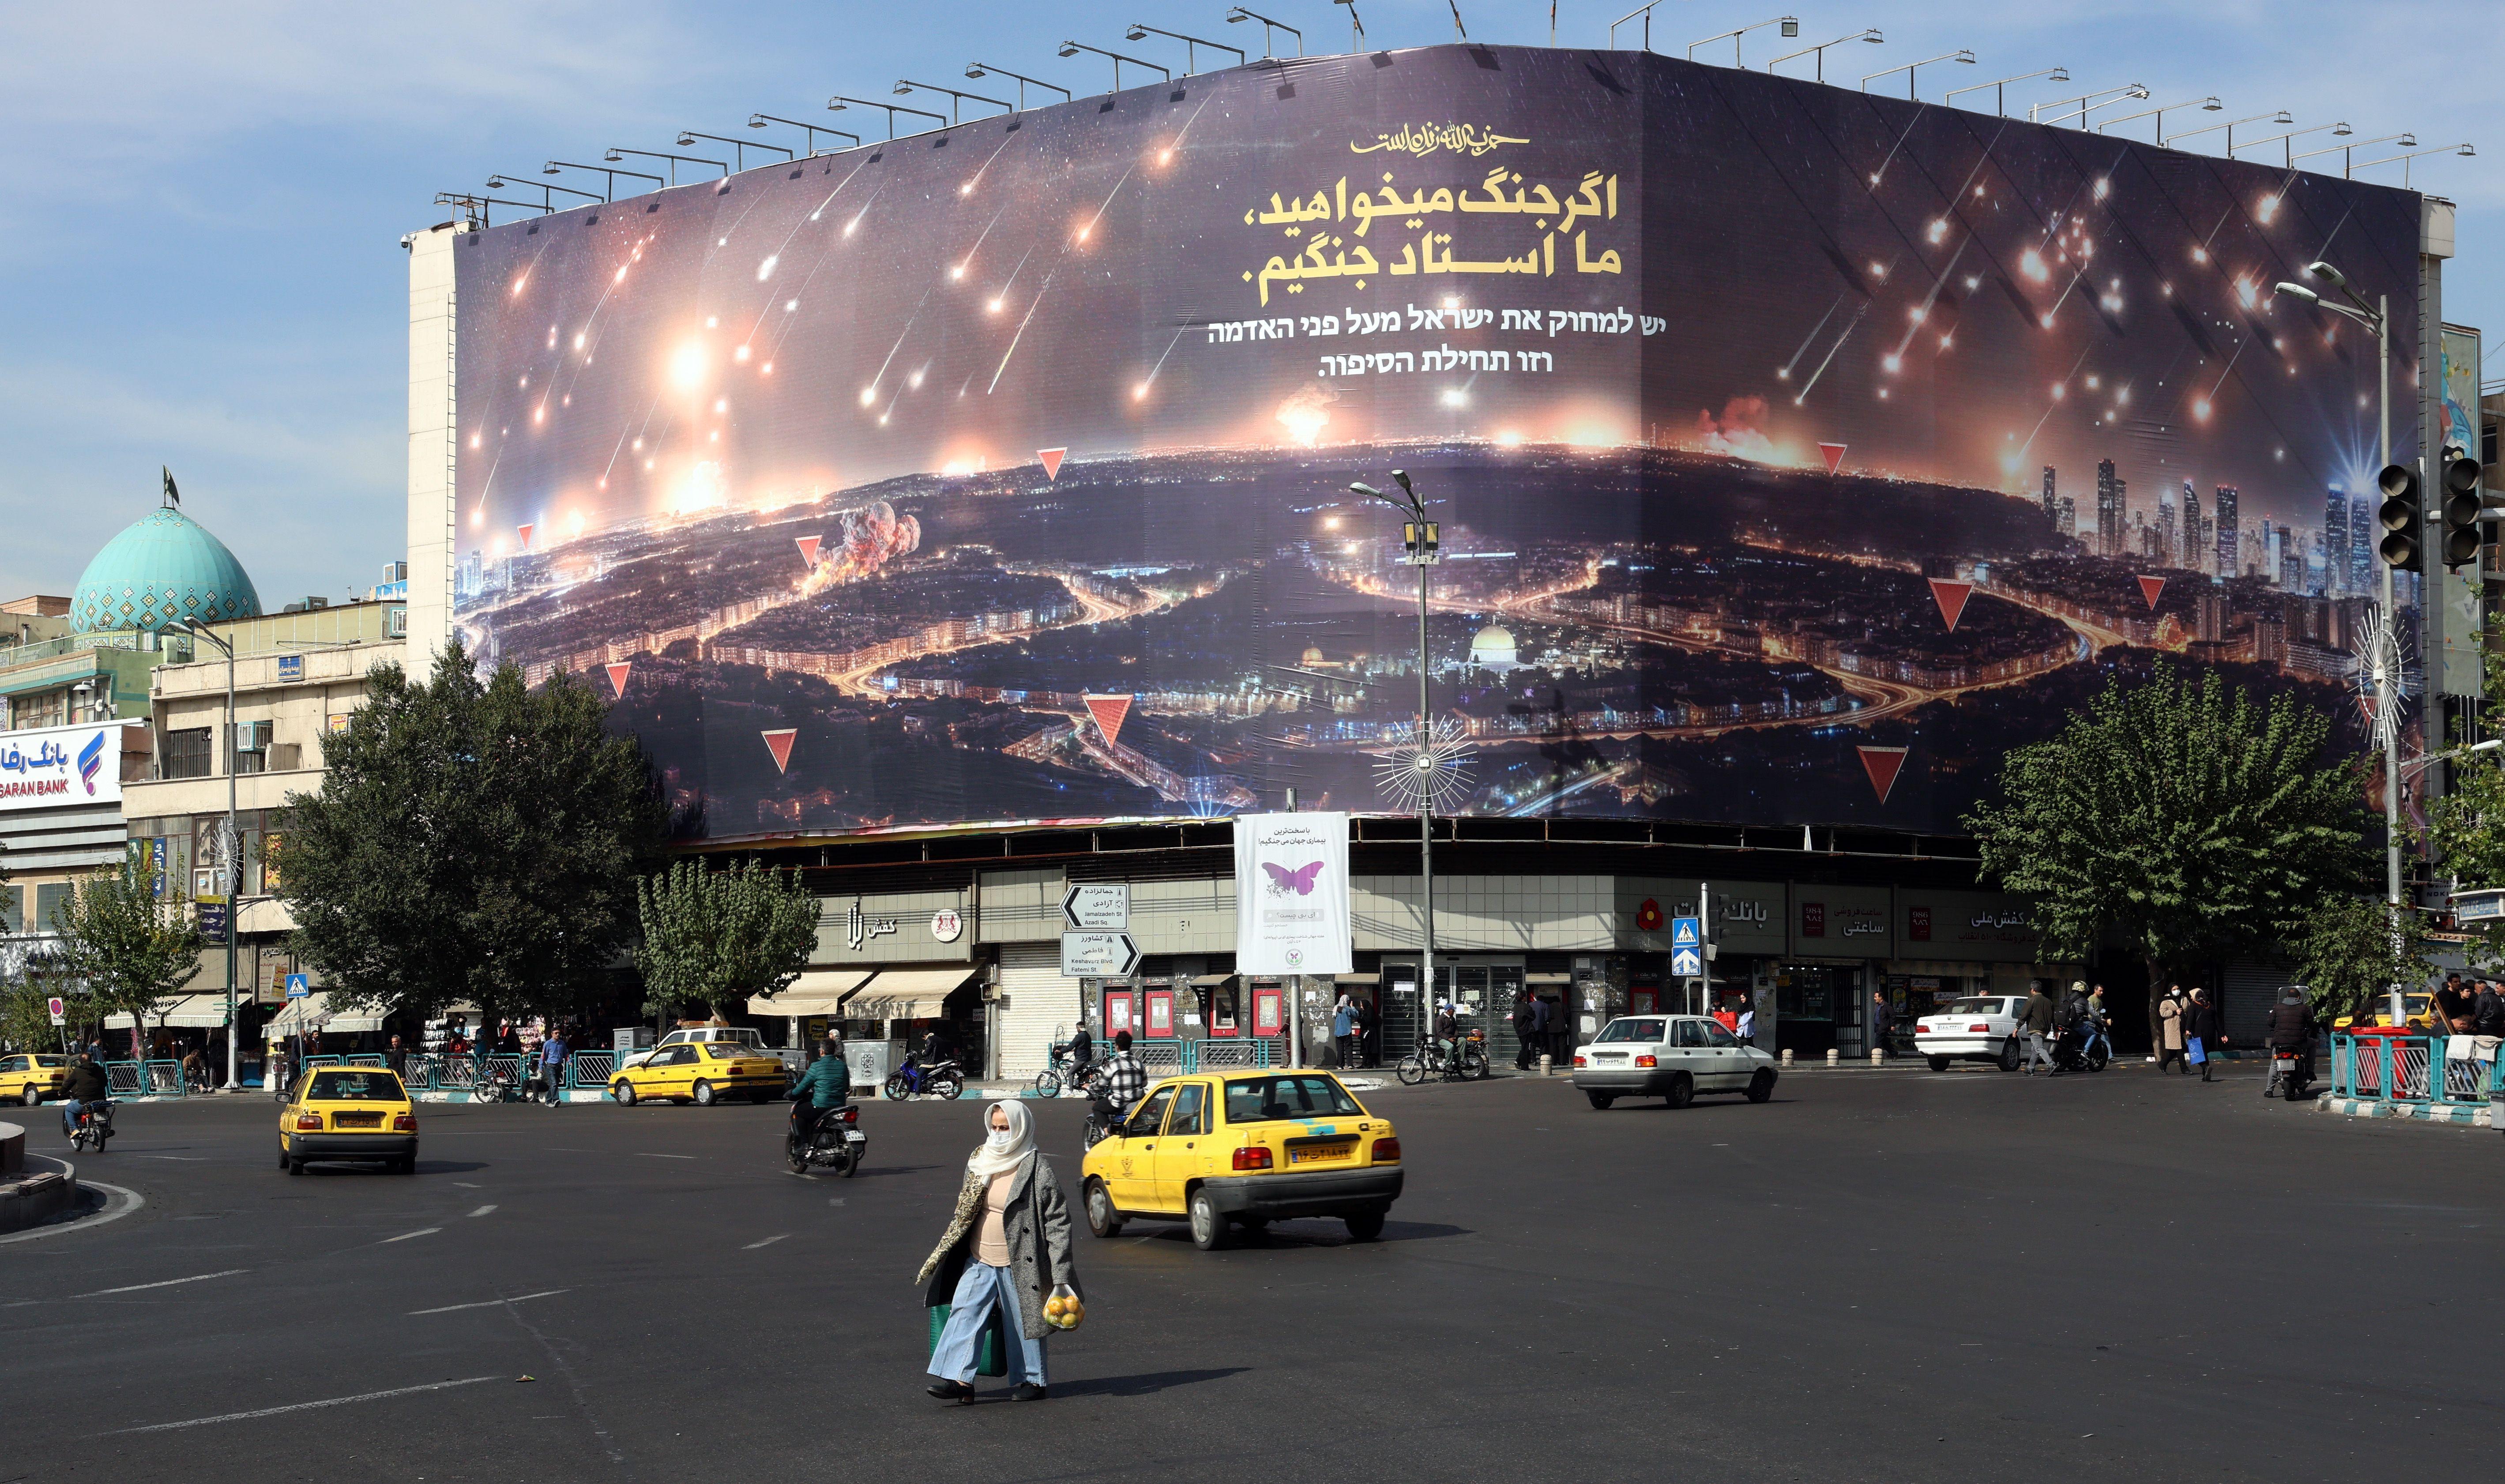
[{"left": 916, "top": 1155, "right": 1082, "bottom": 1341}]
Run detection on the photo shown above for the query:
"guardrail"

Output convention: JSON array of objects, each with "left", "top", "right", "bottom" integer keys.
[
  {"left": 1181, "top": 1038, "right": 1284, "bottom": 1072},
  {"left": 567, "top": 1051, "right": 615, "bottom": 1089},
  {"left": 99, "top": 1060, "right": 190, "bottom": 1098},
  {"left": 2330, "top": 1033, "right": 2504, "bottom": 1107}
]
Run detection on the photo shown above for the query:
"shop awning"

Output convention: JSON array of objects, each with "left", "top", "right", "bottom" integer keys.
[
  {"left": 1333, "top": 972, "right": 1380, "bottom": 985},
  {"left": 236, "top": 898, "right": 297, "bottom": 936},
  {"left": 267, "top": 992, "right": 388, "bottom": 1035},
  {"left": 106, "top": 993, "right": 235, "bottom": 1029},
  {"left": 1525, "top": 972, "right": 1572, "bottom": 985},
  {"left": 842, "top": 966, "right": 979, "bottom": 1022},
  {"left": 746, "top": 969, "right": 876, "bottom": 1018}
]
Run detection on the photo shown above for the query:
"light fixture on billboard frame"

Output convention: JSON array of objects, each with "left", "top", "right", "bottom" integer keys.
[
  {"left": 965, "top": 64, "right": 1073, "bottom": 111},
  {"left": 1765, "top": 28, "right": 1881, "bottom": 85},
  {"left": 828, "top": 95, "right": 948, "bottom": 139},
  {"left": 1686, "top": 16, "right": 1798, "bottom": 69},
  {"left": 894, "top": 80, "right": 1014, "bottom": 124},
  {"left": 1056, "top": 39, "right": 1170, "bottom": 93},
  {"left": 744, "top": 116, "right": 860, "bottom": 158},
  {"left": 602, "top": 147, "right": 728, "bottom": 186},
  {"left": 1943, "top": 65, "right": 2066, "bottom": 117},
  {"left": 2095, "top": 94, "right": 2220, "bottom": 141},
  {"left": 2161, "top": 109, "right": 2291, "bottom": 154},
  {"left": 2345, "top": 141, "right": 2474, "bottom": 187},
  {"left": 1122, "top": 23, "right": 1247, "bottom": 74},
  {"left": 2029, "top": 83, "right": 2146, "bottom": 129},
  {"left": 546, "top": 159, "right": 663, "bottom": 200},
  {"left": 2291, "top": 131, "right": 2410, "bottom": 177},
  {"left": 1225, "top": 7, "right": 1303, "bottom": 59},
  {"left": 677, "top": 129, "right": 792, "bottom": 171},
  {"left": 486, "top": 176, "right": 599, "bottom": 210},
  {"left": 1861, "top": 49, "right": 1975, "bottom": 102},
  {"left": 1334, "top": 0, "right": 1366, "bottom": 55},
  {"left": 2238, "top": 120, "right": 2347, "bottom": 168}
]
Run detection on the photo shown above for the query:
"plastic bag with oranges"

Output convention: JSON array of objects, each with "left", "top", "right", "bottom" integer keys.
[{"left": 1043, "top": 1282, "right": 1085, "bottom": 1331}]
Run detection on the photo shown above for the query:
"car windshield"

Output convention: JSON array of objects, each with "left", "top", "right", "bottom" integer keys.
[
  {"left": 1595, "top": 1018, "right": 1667, "bottom": 1043},
  {"left": 705, "top": 1045, "right": 756, "bottom": 1059},
  {"left": 1222, "top": 1075, "right": 1365, "bottom": 1123},
  {"left": 306, "top": 1071, "right": 405, "bottom": 1101},
  {"left": 34, "top": 1055, "right": 66, "bottom": 1067},
  {"left": 1943, "top": 998, "right": 2006, "bottom": 1016}
]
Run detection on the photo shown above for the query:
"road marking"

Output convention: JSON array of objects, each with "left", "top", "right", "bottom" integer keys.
[
  {"left": 635, "top": 1153, "right": 695, "bottom": 1161},
  {"left": 408, "top": 1289, "right": 568, "bottom": 1316},
  {"left": 75, "top": 1268, "right": 246, "bottom": 1297},
  {"left": 113, "top": 1375, "right": 500, "bottom": 1432},
  {"left": 744, "top": 1233, "right": 790, "bottom": 1250},
  {"left": 468, "top": 1205, "right": 497, "bottom": 1217},
  {"left": 452, "top": 1182, "right": 482, "bottom": 1189},
  {"left": 378, "top": 1228, "right": 441, "bottom": 1244},
  {"left": 139, "top": 1154, "right": 206, "bottom": 1161}
]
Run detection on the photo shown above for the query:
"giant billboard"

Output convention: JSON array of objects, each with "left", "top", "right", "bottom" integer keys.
[{"left": 448, "top": 44, "right": 2424, "bottom": 842}]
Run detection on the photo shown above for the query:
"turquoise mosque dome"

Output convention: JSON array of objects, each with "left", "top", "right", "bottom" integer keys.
[{"left": 70, "top": 505, "right": 262, "bottom": 634}]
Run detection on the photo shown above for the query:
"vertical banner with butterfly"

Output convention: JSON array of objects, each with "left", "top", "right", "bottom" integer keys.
[{"left": 1234, "top": 812, "right": 1354, "bottom": 977}]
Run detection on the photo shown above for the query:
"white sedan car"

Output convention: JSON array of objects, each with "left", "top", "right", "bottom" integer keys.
[
  {"left": 1913, "top": 995, "right": 2028, "bottom": 1072},
  {"left": 1571, "top": 1014, "right": 1779, "bottom": 1109}
]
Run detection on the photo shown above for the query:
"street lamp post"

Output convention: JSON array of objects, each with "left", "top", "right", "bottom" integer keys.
[
  {"left": 1862, "top": 49, "right": 1976, "bottom": 101},
  {"left": 181, "top": 616, "right": 241, "bottom": 1092},
  {"left": 1766, "top": 28, "right": 1882, "bottom": 84},
  {"left": 1351, "top": 474, "right": 1440, "bottom": 1051},
  {"left": 2274, "top": 261, "right": 2401, "bottom": 1014}
]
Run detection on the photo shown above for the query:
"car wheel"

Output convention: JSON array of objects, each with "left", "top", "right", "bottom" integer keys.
[
  {"left": 1084, "top": 1176, "right": 1124, "bottom": 1238},
  {"left": 612, "top": 1081, "right": 636, "bottom": 1107},
  {"left": 1664, "top": 1072, "right": 1695, "bottom": 1109},
  {"left": 277, "top": 1145, "right": 290, "bottom": 1170},
  {"left": 1343, "top": 1208, "right": 1386, "bottom": 1241},
  {"left": 1745, "top": 1069, "right": 1775, "bottom": 1103},
  {"left": 396, "top": 1154, "right": 417, "bottom": 1175},
  {"left": 1187, "top": 1187, "right": 1227, "bottom": 1251},
  {"left": 692, "top": 1079, "right": 716, "bottom": 1107},
  {"left": 286, "top": 1156, "right": 305, "bottom": 1176},
  {"left": 1926, "top": 1055, "right": 1951, "bottom": 1073},
  {"left": 1997, "top": 1037, "right": 2023, "bottom": 1072},
  {"left": 22, "top": 1085, "right": 38, "bottom": 1106},
  {"left": 1586, "top": 1091, "right": 1615, "bottom": 1109}
]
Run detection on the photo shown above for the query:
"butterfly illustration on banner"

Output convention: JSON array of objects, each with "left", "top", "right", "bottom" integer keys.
[{"left": 1262, "top": 861, "right": 1327, "bottom": 896}]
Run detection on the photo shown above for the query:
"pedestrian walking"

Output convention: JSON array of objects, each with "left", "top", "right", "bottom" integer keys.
[
  {"left": 1736, "top": 1002, "right": 1756, "bottom": 1043},
  {"left": 1530, "top": 992, "right": 1553, "bottom": 1066},
  {"left": 1331, "top": 994, "right": 1355, "bottom": 1068},
  {"left": 538, "top": 1026, "right": 567, "bottom": 1105},
  {"left": 1511, "top": 992, "right": 1538, "bottom": 1071},
  {"left": 1869, "top": 991, "right": 1893, "bottom": 1060},
  {"left": 2156, "top": 987, "right": 2188, "bottom": 1073},
  {"left": 385, "top": 1034, "right": 407, "bottom": 1076},
  {"left": 2186, "top": 988, "right": 2226, "bottom": 1082},
  {"left": 919, "top": 1101, "right": 1080, "bottom": 1404},
  {"left": 2020, "top": 984, "right": 2057, "bottom": 1075}
]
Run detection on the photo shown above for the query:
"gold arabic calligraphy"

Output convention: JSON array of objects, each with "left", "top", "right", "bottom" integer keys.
[
  {"left": 1351, "top": 123, "right": 1529, "bottom": 158},
  {"left": 1240, "top": 168, "right": 1621, "bottom": 306}
]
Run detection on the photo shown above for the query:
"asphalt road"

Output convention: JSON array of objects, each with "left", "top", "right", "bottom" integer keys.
[{"left": 1, "top": 1061, "right": 2494, "bottom": 1482}]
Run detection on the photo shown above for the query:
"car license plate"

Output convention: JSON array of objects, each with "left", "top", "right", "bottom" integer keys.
[
  {"left": 1290, "top": 1142, "right": 1354, "bottom": 1165},
  {"left": 334, "top": 1113, "right": 382, "bottom": 1128},
  {"left": 1594, "top": 1053, "right": 1625, "bottom": 1064}
]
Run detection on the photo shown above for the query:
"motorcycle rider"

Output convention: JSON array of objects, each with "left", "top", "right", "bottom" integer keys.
[
  {"left": 2265, "top": 986, "right": 2315, "bottom": 1097},
  {"left": 786, "top": 1037, "right": 850, "bottom": 1151},
  {"left": 60, "top": 1052, "right": 109, "bottom": 1139}
]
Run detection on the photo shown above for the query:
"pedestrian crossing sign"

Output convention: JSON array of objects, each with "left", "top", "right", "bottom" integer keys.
[
  {"left": 284, "top": 973, "right": 309, "bottom": 999},
  {"left": 1670, "top": 917, "right": 1701, "bottom": 948}
]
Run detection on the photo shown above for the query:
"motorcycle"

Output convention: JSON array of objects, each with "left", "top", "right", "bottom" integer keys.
[
  {"left": 786, "top": 1101, "right": 865, "bottom": 1176},
  {"left": 2050, "top": 1015, "right": 2111, "bottom": 1074},
  {"left": 883, "top": 1056, "right": 965, "bottom": 1102},
  {"left": 2268, "top": 1043, "right": 2313, "bottom": 1101},
  {"left": 68, "top": 1099, "right": 115, "bottom": 1153},
  {"left": 1083, "top": 1088, "right": 1124, "bottom": 1149}
]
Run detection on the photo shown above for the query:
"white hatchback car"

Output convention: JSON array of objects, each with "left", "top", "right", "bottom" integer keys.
[
  {"left": 1913, "top": 995, "right": 2027, "bottom": 1072},
  {"left": 1570, "top": 1014, "right": 1780, "bottom": 1109}
]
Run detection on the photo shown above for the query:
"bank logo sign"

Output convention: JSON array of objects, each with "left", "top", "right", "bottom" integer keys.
[{"left": 0, "top": 721, "right": 128, "bottom": 813}]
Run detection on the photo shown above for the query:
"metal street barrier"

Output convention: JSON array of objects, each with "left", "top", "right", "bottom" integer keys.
[
  {"left": 567, "top": 1051, "right": 615, "bottom": 1089},
  {"left": 2330, "top": 1033, "right": 2497, "bottom": 1107},
  {"left": 104, "top": 1062, "right": 145, "bottom": 1097}
]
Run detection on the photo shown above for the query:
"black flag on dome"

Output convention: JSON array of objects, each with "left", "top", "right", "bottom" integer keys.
[{"left": 162, "top": 466, "right": 180, "bottom": 507}]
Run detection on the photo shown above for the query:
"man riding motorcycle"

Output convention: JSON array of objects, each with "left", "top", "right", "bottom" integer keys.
[
  {"left": 60, "top": 1054, "right": 109, "bottom": 1140},
  {"left": 785, "top": 1037, "right": 850, "bottom": 1147},
  {"left": 2265, "top": 986, "right": 2316, "bottom": 1098}
]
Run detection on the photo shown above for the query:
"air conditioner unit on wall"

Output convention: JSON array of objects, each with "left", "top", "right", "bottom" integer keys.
[{"left": 234, "top": 720, "right": 274, "bottom": 753}]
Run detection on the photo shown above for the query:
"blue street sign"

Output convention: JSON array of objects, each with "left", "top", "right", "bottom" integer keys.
[
  {"left": 284, "top": 972, "right": 309, "bottom": 999},
  {"left": 1671, "top": 946, "right": 1703, "bottom": 977},
  {"left": 1670, "top": 916, "right": 1701, "bottom": 948}
]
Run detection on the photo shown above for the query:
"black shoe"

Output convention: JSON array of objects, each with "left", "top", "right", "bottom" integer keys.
[
  {"left": 1012, "top": 1383, "right": 1049, "bottom": 1401},
  {"left": 926, "top": 1380, "right": 974, "bottom": 1403}
]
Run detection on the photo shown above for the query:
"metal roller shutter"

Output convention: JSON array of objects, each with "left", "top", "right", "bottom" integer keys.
[
  {"left": 2222, "top": 960, "right": 2294, "bottom": 1045},
  {"left": 993, "top": 943, "right": 1076, "bottom": 1082}
]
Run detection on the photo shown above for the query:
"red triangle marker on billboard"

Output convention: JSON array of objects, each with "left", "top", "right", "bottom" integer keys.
[
  {"left": 1858, "top": 745, "right": 1909, "bottom": 804},
  {"left": 1928, "top": 579, "right": 1973, "bottom": 632},
  {"left": 1038, "top": 448, "right": 1067, "bottom": 481},
  {"left": 760, "top": 729, "right": 797, "bottom": 774},
  {"left": 516, "top": 523, "right": 534, "bottom": 551},
  {"left": 1083, "top": 693, "right": 1133, "bottom": 749},
  {"left": 796, "top": 535, "right": 822, "bottom": 567},
  {"left": 1818, "top": 442, "right": 1847, "bottom": 475},
  {"left": 605, "top": 662, "right": 631, "bottom": 699},
  {"left": 2137, "top": 575, "right": 2166, "bottom": 609}
]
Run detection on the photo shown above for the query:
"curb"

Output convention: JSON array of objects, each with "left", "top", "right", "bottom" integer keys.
[
  {"left": 0, "top": 1152, "right": 82, "bottom": 1235},
  {"left": 2317, "top": 1095, "right": 2492, "bottom": 1127}
]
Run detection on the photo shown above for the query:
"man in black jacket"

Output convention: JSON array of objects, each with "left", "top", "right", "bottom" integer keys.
[
  {"left": 2020, "top": 986, "right": 2057, "bottom": 1076},
  {"left": 60, "top": 1054, "right": 108, "bottom": 1137},
  {"left": 2264, "top": 987, "right": 2314, "bottom": 1097}
]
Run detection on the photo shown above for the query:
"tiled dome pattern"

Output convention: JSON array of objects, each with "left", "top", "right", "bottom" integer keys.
[{"left": 70, "top": 507, "right": 263, "bottom": 635}]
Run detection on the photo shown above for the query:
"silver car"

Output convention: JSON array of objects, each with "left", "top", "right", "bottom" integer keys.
[{"left": 1571, "top": 1014, "right": 1780, "bottom": 1109}]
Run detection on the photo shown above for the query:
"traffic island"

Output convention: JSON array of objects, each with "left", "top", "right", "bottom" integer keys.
[
  {"left": 0, "top": 1123, "right": 82, "bottom": 1234},
  {"left": 2315, "top": 1096, "right": 2492, "bottom": 1127}
]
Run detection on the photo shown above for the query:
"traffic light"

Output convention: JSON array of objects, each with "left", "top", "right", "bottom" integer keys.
[
  {"left": 2439, "top": 455, "right": 2485, "bottom": 569},
  {"left": 2377, "top": 463, "right": 2422, "bottom": 571}
]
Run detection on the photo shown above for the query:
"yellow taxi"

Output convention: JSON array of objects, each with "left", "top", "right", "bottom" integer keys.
[
  {"left": 3, "top": 1052, "right": 71, "bottom": 1105},
  {"left": 279, "top": 1067, "right": 418, "bottom": 1175},
  {"left": 2333, "top": 992, "right": 2435, "bottom": 1032},
  {"left": 1080, "top": 1069, "right": 1401, "bottom": 1251},
  {"left": 609, "top": 1041, "right": 790, "bottom": 1106}
]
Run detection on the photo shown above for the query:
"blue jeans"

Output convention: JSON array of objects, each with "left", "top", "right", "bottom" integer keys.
[
  {"left": 63, "top": 1098, "right": 102, "bottom": 1136},
  {"left": 928, "top": 1261, "right": 1047, "bottom": 1386}
]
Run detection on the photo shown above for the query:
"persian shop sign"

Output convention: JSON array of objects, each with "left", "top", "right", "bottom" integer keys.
[{"left": 0, "top": 721, "right": 128, "bottom": 813}]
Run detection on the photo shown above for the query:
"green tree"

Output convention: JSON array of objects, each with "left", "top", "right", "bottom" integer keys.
[
  {"left": 2291, "top": 893, "right": 2430, "bottom": 1024},
  {"left": 278, "top": 637, "right": 668, "bottom": 1041},
  {"left": 51, "top": 856, "right": 203, "bottom": 1058},
  {"left": 2425, "top": 613, "right": 2505, "bottom": 968},
  {"left": 1965, "top": 667, "right": 2374, "bottom": 1043},
  {"left": 635, "top": 858, "right": 820, "bottom": 1023}
]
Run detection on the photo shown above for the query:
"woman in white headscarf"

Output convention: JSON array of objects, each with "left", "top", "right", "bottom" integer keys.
[{"left": 917, "top": 1100, "right": 1081, "bottom": 1403}]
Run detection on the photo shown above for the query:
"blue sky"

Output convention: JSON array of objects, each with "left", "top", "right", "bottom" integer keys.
[{"left": 1, "top": 0, "right": 2494, "bottom": 606}]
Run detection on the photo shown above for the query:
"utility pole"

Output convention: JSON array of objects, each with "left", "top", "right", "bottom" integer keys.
[{"left": 184, "top": 617, "right": 241, "bottom": 1090}]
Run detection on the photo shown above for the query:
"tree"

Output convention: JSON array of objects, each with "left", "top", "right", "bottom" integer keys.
[
  {"left": 2425, "top": 613, "right": 2505, "bottom": 968},
  {"left": 2292, "top": 893, "right": 2430, "bottom": 1024},
  {"left": 635, "top": 858, "right": 820, "bottom": 1024},
  {"left": 278, "top": 637, "right": 668, "bottom": 1041},
  {"left": 51, "top": 855, "right": 202, "bottom": 1059},
  {"left": 1965, "top": 667, "right": 2374, "bottom": 1042}
]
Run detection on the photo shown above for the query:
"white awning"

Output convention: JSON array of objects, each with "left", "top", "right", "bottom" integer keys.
[
  {"left": 746, "top": 969, "right": 876, "bottom": 1018},
  {"left": 842, "top": 966, "right": 979, "bottom": 1022},
  {"left": 236, "top": 897, "right": 297, "bottom": 935},
  {"left": 266, "top": 992, "right": 388, "bottom": 1035},
  {"left": 105, "top": 993, "right": 234, "bottom": 1029}
]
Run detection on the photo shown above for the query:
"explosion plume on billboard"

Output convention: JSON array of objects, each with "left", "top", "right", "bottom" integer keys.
[{"left": 448, "top": 44, "right": 2423, "bottom": 843}]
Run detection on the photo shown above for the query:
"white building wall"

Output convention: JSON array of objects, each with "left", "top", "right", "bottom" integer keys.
[{"left": 405, "top": 220, "right": 461, "bottom": 665}]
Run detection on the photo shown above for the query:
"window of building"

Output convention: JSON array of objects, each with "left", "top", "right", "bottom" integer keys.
[
  {"left": 10, "top": 688, "right": 66, "bottom": 730},
  {"left": 32, "top": 882, "right": 71, "bottom": 935},
  {"left": 162, "top": 728, "right": 214, "bottom": 779},
  {"left": 0, "top": 884, "right": 19, "bottom": 933}
]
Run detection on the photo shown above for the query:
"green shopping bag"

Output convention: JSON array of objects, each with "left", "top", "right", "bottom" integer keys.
[{"left": 928, "top": 1301, "right": 1008, "bottom": 1378}]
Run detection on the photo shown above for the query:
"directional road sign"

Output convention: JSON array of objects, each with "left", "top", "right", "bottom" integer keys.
[
  {"left": 1671, "top": 946, "right": 1703, "bottom": 977},
  {"left": 1061, "top": 883, "right": 1130, "bottom": 931},
  {"left": 1060, "top": 930, "right": 1141, "bottom": 978},
  {"left": 284, "top": 972, "right": 310, "bottom": 999}
]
